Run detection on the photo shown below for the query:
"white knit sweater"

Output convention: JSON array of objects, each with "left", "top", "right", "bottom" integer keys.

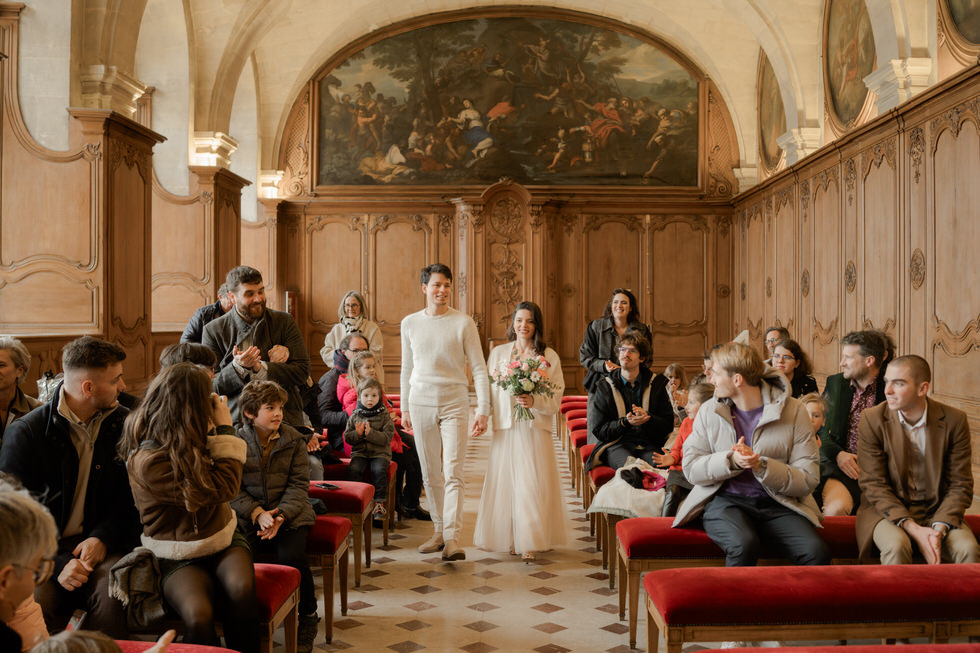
[{"left": 399, "top": 307, "right": 490, "bottom": 415}]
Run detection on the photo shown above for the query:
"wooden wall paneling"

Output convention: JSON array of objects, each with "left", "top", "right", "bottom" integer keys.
[
  {"left": 810, "top": 165, "right": 843, "bottom": 379},
  {"left": 764, "top": 193, "right": 775, "bottom": 331},
  {"left": 242, "top": 200, "right": 280, "bottom": 310},
  {"left": 858, "top": 135, "right": 900, "bottom": 338},
  {"left": 650, "top": 214, "right": 709, "bottom": 371},
  {"left": 481, "top": 184, "right": 531, "bottom": 345},
  {"left": 905, "top": 120, "right": 929, "bottom": 355},
  {"left": 276, "top": 206, "right": 306, "bottom": 324},
  {"left": 798, "top": 180, "right": 813, "bottom": 357},
  {"left": 929, "top": 103, "right": 980, "bottom": 412},
  {"left": 773, "top": 185, "right": 797, "bottom": 336},
  {"left": 15, "top": 336, "right": 74, "bottom": 396},
  {"left": 150, "top": 176, "right": 209, "bottom": 331},
  {"left": 712, "top": 213, "right": 734, "bottom": 351},
  {"left": 744, "top": 203, "right": 766, "bottom": 345},
  {"left": 556, "top": 208, "right": 584, "bottom": 392},
  {"left": 581, "top": 214, "right": 646, "bottom": 322}
]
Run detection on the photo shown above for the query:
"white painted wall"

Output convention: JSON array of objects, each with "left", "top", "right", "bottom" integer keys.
[
  {"left": 19, "top": 0, "right": 71, "bottom": 151},
  {"left": 230, "top": 57, "right": 259, "bottom": 223}
]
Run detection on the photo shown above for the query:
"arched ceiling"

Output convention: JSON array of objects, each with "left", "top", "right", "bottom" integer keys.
[{"left": 109, "top": 0, "right": 934, "bottom": 181}]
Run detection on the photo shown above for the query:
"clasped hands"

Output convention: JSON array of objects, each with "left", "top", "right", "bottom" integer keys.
[
  {"left": 354, "top": 420, "right": 372, "bottom": 437},
  {"left": 255, "top": 508, "right": 285, "bottom": 540},
  {"left": 903, "top": 520, "right": 945, "bottom": 565},
  {"left": 731, "top": 436, "right": 762, "bottom": 470},
  {"left": 58, "top": 536, "right": 107, "bottom": 591},
  {"left": 233, "top": 344, "right": 290, "bottom": 372},
  {"left": 625, "top": 404, "right": 650, "bottom": 426}
]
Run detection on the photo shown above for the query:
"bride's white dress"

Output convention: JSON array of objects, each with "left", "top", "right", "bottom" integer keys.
[{"left": 474, "top": 345, "right": 569, "bottom": 554}]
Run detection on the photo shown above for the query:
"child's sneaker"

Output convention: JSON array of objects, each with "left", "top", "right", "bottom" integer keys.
[{"left": 373, "top": 503, "right": 387, "bottom": 517}]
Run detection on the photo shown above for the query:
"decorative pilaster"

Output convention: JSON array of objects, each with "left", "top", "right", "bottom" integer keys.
[
  {"left": 190, "top": 166, "right": 251, "bottom": 297},
  {"left": 864, "top": 58, "right": 934, "bottom": 113},
  {"left": 777, "top": 128, "right": 823, "bottom": 165}
]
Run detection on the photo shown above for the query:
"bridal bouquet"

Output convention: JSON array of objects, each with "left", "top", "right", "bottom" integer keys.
[{"left": 489, "top": 354, "right": 557, "bottom": 421}]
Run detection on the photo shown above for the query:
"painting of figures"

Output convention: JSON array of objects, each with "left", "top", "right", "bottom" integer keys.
[
  {"left": 824, "top": 0, "right": 875, "bottom": 129},
  {"left": 316, "top": 16, "right": 700, "bottom": 186},
  {"left": 758, "top": 51, "right": 786, "bottom": 173},
  {"left": 947, "top": 0, "right": 980, "bottom": 44}
]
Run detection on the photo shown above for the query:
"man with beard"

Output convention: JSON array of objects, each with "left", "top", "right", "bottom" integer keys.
[{"left": 203, "top": 266, "right": 311, "bottom": 427}]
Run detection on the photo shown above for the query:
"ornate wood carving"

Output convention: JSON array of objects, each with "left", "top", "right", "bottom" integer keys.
[
  {"left": 490, "top": 246, "right": 523, "bottom": 319},
  {"left": 766, "top": 277, "right": 773, "bottom": 298},
  {"left": 845, "top": 260, "right": 857, "bottom": 294},
  {"left": 774, "top": 187, "right": 793, "bottom": 212},
  {"left": 705, "top": 88, "right": 738, "bottom": 199},
  {"left": 910, "top": 248, "right": 926, "bottom": 290},
  {"left": 861, "top": 137, "right": 897, "bottom": 174},
  {"left": 861, "top": 317, "right": 896, "bottom": 334},
  {"left": 800, "top": 180, "right": 810, "bottom": 222},
  {"left": 488, "top": 197, "right": 524, "bottom": 242},
  {"left": 438, "top": 214, "right": 453, "bottom": 237},
  {"left": 816, "top": 167, "right": 840, "bottom": 193},
  {"left": 718, "top": 284, "right": 730, "bottom": 298},
  {"left": 801, "top": 269, "right": 810, "bottom": 297},
  {"left": 746, "top": 317, "right": 763, "bottom": 342},
  {"left": 929, "top": 98, "right": 980, "bottom": 146},
  {"left": 813, "top": 317, "right": 839, "bottom": 346},
  {"left": 278, "top": 84, "right": 311, "bottom": 197},
  {"left": 717, "top": 215, "right": 731, "bottom": 237},
  {"left": 934, "top": 313, "right": 980, "bottom": 357},
  {"left": 908, "top": 127, "right": 925, "bottom": 183},
  {"left": 845, "top": 158, "right": 856, "bottom": 206}
]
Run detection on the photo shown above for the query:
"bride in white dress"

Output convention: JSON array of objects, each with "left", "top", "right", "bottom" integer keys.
[{"left": 474, "top": 301, "right": 569, "bottom": 561}]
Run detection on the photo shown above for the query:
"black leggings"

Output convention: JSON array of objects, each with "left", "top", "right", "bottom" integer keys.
[{"left": 162, "top": 545, "right": 260, "bottom": 653}]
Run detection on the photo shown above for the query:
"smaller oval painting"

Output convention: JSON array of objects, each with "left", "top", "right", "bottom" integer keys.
[
  {"left": 825, "top": 0, "right": 876, "bottom": 128},
  {"left": 759, "top": 51, "right": 785, "bottom": 172},
  {"left": 947, "top": 0, "right": 980, "bottom": 45}
]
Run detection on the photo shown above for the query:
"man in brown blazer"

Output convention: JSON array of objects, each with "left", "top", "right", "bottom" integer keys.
[{"left": 856, "top": 354, "right": 979, "bottom": 564}]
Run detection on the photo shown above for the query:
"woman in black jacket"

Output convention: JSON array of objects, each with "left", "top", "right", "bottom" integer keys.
[
  {"left": 579, "top": 288, "right": 652, "bottom": 393},
  {"left": 771, "top": 338, "right": 819, "bottom": 398}
]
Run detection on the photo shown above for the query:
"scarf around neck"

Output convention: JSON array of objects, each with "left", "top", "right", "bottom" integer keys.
[
  {"left": 341, "top": 315, "right": 366, "bottom": 334},
  {"left": 356, "top": 401, "right": 385, "bottom": 418}
]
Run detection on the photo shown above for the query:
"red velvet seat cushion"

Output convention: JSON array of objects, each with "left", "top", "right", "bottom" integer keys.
[
  {"left": 560, "top": 401, "right": 588, "bottom": 415},
  {"left": 308, "top": 480, "right": 373, "bottom": 512},
  {"left": 322, "top": 460, "right": 397, "bottom": 482},
  {"left": 588, "top": 466, "right": 615, "bottom": 488},
  {"left": 644, "top": 563, "right": 980, "bottom": 624},
  {"left": 561, "top": 395, "right": 588, "bottom": 404},
  {"left": 253, "top": 563, "right": 301, "bottom": 621},
  {"left": 307, "top": 515, "right": 353, "bottom": 554},
  {"left": 117, "top": 642, "right": 238, "bottom": 653},
  {"left": 567, "top": 417, "right": 587, "bottom": 432},
  {"left": 570, "top": 430, "right": 588, "bottom": 448},
  {"left": 580, "top": 443, "right": 595, "bottom": 461},
  {"left": 565, "top": 409, "right": 588, "bottom": 423}
]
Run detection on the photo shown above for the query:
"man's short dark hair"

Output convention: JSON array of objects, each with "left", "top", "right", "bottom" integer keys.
[
  {"left": 889, "top": 354, "right": 931, "bottom": 384},
  {"left": 159, "top": 342, "right": 217, "bottom": 371},
  {"left": 765, "top": 326, "right": 791, "bottom": 340},
  {"left": 62, "top": 336, "right": 126, "bottom": 372},
  {"left": 225, "top": 266, "right": 263, "bottom": 293},
  {"left": 616, "top": 329, "right": 652, "bottom": 363},
  {"left": 339, "top": 331, "right": 369, "bottom": 351},
  {"left": 420, "top": 263, "right": 453, "bottom": 285},
  {"left": 841, "top": 330, "right": 886, "bottom": 368}
]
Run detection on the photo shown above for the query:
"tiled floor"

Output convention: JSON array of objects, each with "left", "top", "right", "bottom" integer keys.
[{"left": 303, "top": 426, "right": 645, "bottom": 653}]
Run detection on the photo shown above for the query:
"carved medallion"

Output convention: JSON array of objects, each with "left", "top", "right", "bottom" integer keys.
[
  {"left": 438, "top": 214, "right": 453, "bottom": 237},
  {"left": 845, "top": 260, "right": 857, "bottom": 294},
  {"left": 490, "top": 198, "right": 522, "bottom": 240},
  {"left": 718, "top": 284, "right": 731, "bottom": 299},
  {"left": 801, "top": 269, "right": 810, "bottom": 297},
  {"left": 910, "top": 248, "right": 925, "bottom": 290}
]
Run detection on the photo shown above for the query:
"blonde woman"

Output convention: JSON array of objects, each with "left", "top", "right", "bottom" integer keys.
[{"left": 320, "top": 291, "right": 384, "bottom": 383}]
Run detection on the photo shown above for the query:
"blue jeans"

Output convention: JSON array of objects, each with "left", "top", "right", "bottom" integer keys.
[{"left": 348, "top": 455, "right": 389, "bottom": 501}]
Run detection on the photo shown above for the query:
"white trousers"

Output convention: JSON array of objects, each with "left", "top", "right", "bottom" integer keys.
[{"left": 409, "top": 397, "right": 469, "bottom": 541}]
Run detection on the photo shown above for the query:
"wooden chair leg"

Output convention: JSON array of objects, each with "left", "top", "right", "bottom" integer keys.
[
  {"left": 284, "top": 595, "right": 298, "bottom": 653},
  {"left": 321, "top": 557, "right": 335, "bottom": 644},
  {"left": 351, "top": 519, "right": 362, "bottom": 586},
  {"left": 339, "top": 546, "right": 349, "bottom": 616},
  {"left": 628, "top": 568, "right": 641, "bottom": 648},
  {"left": 617, "top": 552, "right": 627, "bottom": 619},
  {"left": 364, "top": 512, "right": 373, "bottom": 568}
]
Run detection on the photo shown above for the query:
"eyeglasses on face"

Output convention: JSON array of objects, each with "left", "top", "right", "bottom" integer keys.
[
  {"left": 772, "top": 354, "right": 796, "bottom": 362},
  {"left": 617, "top": 346, "right": 638, "bottom": 355},
  {"left": 765, "top": 337, "right": 780, "bottom": 345},
  {"left": 14, "top": 556, "right": 55, "bottom": 586}
]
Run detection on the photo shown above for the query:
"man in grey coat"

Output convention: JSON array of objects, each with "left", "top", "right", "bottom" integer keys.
[
  {"left": 673, "top": 342, "right": 830, "bottom": 567},
  {"left": 203, "top": 266, "right": 311, "bottom": 428}
]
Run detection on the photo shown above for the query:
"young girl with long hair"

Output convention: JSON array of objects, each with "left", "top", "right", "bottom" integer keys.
[{"left": 119, "top": 363, "right": 258, "bottom": 653}]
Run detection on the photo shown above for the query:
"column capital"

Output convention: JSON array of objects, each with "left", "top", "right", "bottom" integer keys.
[
  {"left": 864, "top": 58, "right": 933, "bottom": 113},
  {"left": 777, "top": 128, "right": 822, "bottom": 165},
  {"left": 192, "top": 131, "right": 239, "bottom": 168}
]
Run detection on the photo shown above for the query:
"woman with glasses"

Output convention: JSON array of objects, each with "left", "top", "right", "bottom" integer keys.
[
  {"left": 0, "top": 482, "right": 57, "bottom": 651},
  {"left": 579, "top": 288, "right": 652, "bottom": 393},
  {"left": 771, "top": 338, "right": 818, "bottom": 398},
  {"left": 319, "top": 291, "right": 385, "bottom": 383},
  {"left": 475, "top": 302, "right": 568, "bottom": 562},
  {"left": 585, "top": 331, "right": 674, "bottom": 471}
]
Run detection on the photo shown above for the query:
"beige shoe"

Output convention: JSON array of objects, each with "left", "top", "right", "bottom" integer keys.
[
  {"left": 442, "top": 539, "right": 466, "bottom": 561},
  {"left": 418, "top": 533, "right": 445, "bottom": 554}
]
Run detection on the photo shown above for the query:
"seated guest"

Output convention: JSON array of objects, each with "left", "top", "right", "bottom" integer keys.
[
  {"left": 317, "top": 332, "right": 368, "bottom": 451},
  {"left": 320, "top": 291, "right": 385, "bottom": 383},
  {"left": 159, "top": 341, "right": 218, "bottom": 373},
  {"left": 763, "top": 325, "right": 790, "bottom": 363},
  {"left": 122, "top": 363, "right": 258, "bottom": 653},
  {"left": 579, "top": 288, "right": 653, "bottom": 393},
  {"left": 819, "top": 330, "right": 888, "bottom": 516},
  {"left": 799, "top": 392, "right": 827, "bottom": 447},
  {"left": 0, "top": 337, "right": 135, "bottom": 637},
  {"left": 674, "top": 343, "right": 829, "bottom": 568},
  {"left": 857, "top": 355, "right": 979, "bottom": 565},
  {"left": 653, "top": 381, "right": 714, "bottom": 517},
  {"left": 585, "top": 331, "right": 673, "bottom": 471},
  {"left": 180, "top": 283, "right": 233, "bottom": 344},
  {"left": 0, "top": 336, "right": 40, "bottom": 446},
  {"left": 0, "top": 480, "right": 57, "bottom": 652},
  {"left": 342, "top": 351, "right": 427, "bottom": 520},
  {"left": 771, "top": 338, "right": 818, "bottom": 397},
  {"left": 232, "top": 381, "right": 319, "bottom": 653},
  {"left": 663, "top": 363, "right": 688, "bottom": 421},
  {"left": 203, "top": 266, "right": 311, "bottom": 428},
  {"left": 344, "top": 378, "right": 395, "bottom": 519}
]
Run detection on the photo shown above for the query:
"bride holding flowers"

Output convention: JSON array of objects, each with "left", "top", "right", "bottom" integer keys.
[{"left": 474, "top": 301, "right": 568, "bottom": 561}]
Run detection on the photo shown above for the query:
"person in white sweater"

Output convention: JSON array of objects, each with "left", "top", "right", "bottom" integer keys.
[{"left": 400, "top": 263, "right": 490, "bottom": 561}]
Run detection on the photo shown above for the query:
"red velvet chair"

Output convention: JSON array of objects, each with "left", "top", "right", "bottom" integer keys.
[
  {"left": 322, "top": 459, "right": 398, "bottom": 543},
  {"left": 306, "top": 515, "right": 351, "bottom": 643},
  {"left": 308, "top": 480, "right": 373, "bottom": 587}
]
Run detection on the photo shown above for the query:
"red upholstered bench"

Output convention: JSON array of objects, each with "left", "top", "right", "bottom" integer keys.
[
  {"left": 322, "top": 459, "right": 398, "bottom": 544},
  {"left": 567, "top": 420, "right": 588, "bottom": 493},
  {"left": 306, "top": 515, "right": 351, "bottom": 643},
  {"left": 644, "top": 564, "right": 980, "bottom": 653},
  {"left": 254, "top": 563, "right": 301, "bottom": 653},
  {"left": 558, "top": 399, "right": 588, "bottom": 449},
  {"left": 308, "top": 480, "right": 373, "bottom": 587},
  {"left": 616, "top": 515, "right": 861, "bottom": 648},
  {"left": 117, "top": 642, "right": 237, "bottom": 653},
  {"left": 700, "top": 646, "right": 980, "bottom": 653}
]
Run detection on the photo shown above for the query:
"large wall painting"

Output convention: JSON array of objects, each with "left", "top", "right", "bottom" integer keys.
[
  {"left": 316, "top": 16, "right": 700, "bottom": 186},
  {"left": 946, "top": 0, "right": 980, "bottom": 44},
  {"left": 758, "top": 50, "right": 786, "bottom": 173},
  {"left": 824, "top": 0, "right": 876, "bottom": 130}
]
